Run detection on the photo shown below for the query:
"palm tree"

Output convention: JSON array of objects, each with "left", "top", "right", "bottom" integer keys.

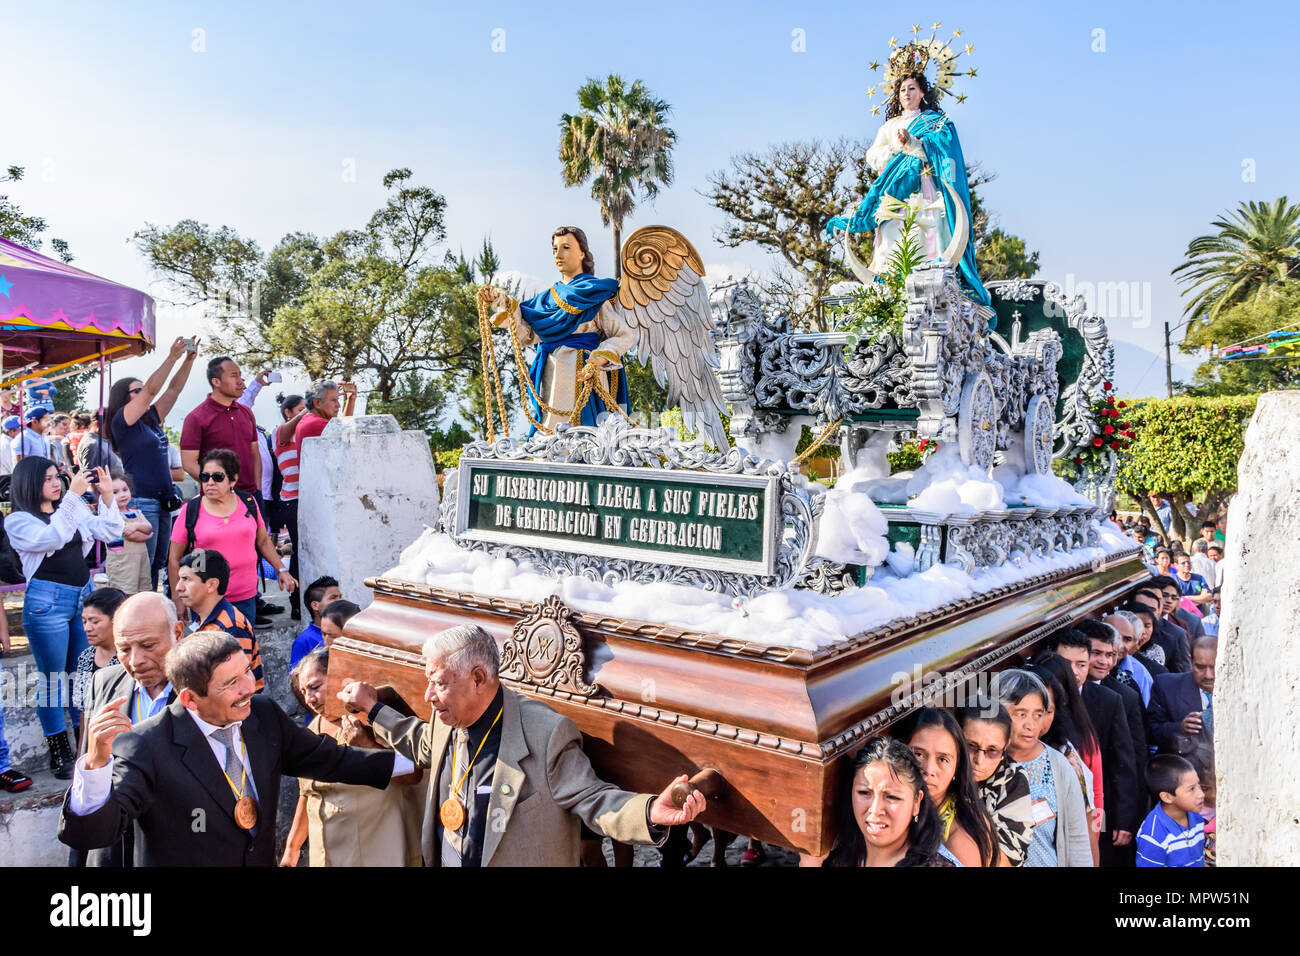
[
  {"left": 1172, "top": 197, "right": 1300, "bottom": 321},
  {"left": 558, "top": 75, "right": 676, "bottom": 279}
]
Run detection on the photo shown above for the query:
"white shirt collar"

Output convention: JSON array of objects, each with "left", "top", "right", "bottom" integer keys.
[
  {"left": 188, "top": 709, "right": 242, "bottom": 741},
  {"left": 133, "top": 681, "right": 172, "bottom": 703}
]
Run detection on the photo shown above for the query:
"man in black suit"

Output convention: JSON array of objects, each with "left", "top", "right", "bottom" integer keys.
[
  {"left": 1081, "top": 619, "right": 1149, "bottom": 867},
  {"left": 59, "top": 632, "right": 413, "bottom": 866},
  {"left": 1149, "top": 635, "right": 1216, "bottom": 757},
  {"left": 73, "top": 593, "right": 184, "bottom": 867},
  {"left": 1047, "top": 629, "right": 1138, "bottom": 866}
]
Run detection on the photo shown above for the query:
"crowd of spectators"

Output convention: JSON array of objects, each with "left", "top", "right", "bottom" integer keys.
[{"left": 0, "top": 342, "right": 355, "bottom": 804}]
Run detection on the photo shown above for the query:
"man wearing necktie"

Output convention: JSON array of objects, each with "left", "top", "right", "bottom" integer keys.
[
  {"left": 59, "top": 632, "right": 414, "bottom": 866},
  {"left": 339, "top": 624, "right": 707, "bottom": 867}
]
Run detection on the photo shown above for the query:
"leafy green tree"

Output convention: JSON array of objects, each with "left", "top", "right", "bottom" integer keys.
[
  {"left": 1115, "top": 395, "right": 1257, "bottom": 547},
  {"left": 975, "top": 227, "right": 1039, "bottom": 281},
  {"left": 1179, "top": 281, "right": 1300, "bottom": 395},
  {"left": 1172, "top": 197, "right": 1300, "bottom": 322},
  {"left": 1, "top": 165, "right": 72, "bottom": 261},
  {"left": 706, "top": 139, "right": 868, "bottom": 330},
  {"left": 132, "top": 169, "right": 486, "bottom": 409},
  {"left": 559, "top": 75, "right": 676, "bottom": 279}
]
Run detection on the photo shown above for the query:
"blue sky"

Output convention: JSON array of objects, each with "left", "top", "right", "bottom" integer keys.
[{"left": 5, "top": 0, "right": 1298, "bottom": 424}]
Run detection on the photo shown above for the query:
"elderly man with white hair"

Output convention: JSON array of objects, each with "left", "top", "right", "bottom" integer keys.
[{"left": 338, "top": 623, "right": 706, "bottom": 867}]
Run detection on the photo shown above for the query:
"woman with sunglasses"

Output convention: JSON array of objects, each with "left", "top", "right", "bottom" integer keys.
[
  {"left": 4, "top": 458, "right": 122, "bottom": 779},
  {"left": 167, "top": 448, "right": 297, "bottom": 625},
  {"left": 105, "top": 336, "right": 200, "bottom": 588},
  {"left": 957, "top": 698, "right": 1036, "bottom": 866}
]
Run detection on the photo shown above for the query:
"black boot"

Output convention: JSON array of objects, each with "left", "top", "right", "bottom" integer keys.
[{"left": 46, "top": 731, "right": 75, "bottom": 780}]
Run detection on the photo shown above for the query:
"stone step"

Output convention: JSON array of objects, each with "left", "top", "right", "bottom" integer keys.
[{"left": 0, "top": 762, "right": 72, "bottom": 867}]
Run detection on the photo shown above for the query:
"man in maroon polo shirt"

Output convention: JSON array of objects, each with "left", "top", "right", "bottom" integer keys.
[{"left": 180, "top": 356, "right": 263, "bottom": 497}]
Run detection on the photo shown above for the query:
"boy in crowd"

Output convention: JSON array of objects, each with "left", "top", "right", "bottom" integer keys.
[
  {"left": 1136, "top": 754, "right": 1206, "bottom": 867},
  {"left": 289, "top": 575, "right": 342, "bottom": 669},
  {"left": 319, "top": 599, "right": 362, "bottom": 647},
  {"left": 174, "top": 549, "right": 265, "bottom": 692},
  {"left": 1173, "top": 553, "right": 1212, "bottom": 607}
]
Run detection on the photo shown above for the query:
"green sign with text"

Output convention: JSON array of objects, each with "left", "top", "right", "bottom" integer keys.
[{"left": 454, "top": 459, "right": 779, "bottom": 576}]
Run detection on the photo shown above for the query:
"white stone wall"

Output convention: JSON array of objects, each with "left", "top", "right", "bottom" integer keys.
[
  {"left": 1217, "top": 390, "right": 1300, "bottom": 865},
  {"left": 296, "top": 415, "right": 440, "bottom": 608}
]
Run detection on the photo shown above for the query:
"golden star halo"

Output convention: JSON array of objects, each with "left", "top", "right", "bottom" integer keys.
[{"left": 866, "top": 23, "right": 976, "bottom": 109}]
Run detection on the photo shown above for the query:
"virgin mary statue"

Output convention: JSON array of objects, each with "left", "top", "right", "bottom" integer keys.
[{"left": 826, "top": 68, "right": 990, "bottom": 309}]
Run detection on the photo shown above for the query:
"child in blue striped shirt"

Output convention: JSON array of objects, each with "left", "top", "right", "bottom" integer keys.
[{"left": 1137, "top": 754, "right": 1206, "bottom": 867}]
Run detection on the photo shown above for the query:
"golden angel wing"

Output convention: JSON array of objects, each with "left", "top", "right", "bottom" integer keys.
[{"left": 613, "top": 226, "right": 729, "bottom": 449}]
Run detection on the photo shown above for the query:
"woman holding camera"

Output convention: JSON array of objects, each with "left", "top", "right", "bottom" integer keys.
[
  {"left": 105, "top": 336, "right": 200, "bottom": 589},
  {"left": 4, "top": 458, "right": 123, "bottom": 779}
]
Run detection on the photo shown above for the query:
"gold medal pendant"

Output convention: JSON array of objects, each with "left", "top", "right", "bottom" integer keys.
[
  {"left": 234, "top": 795, "right": 259, "bottom": 830},
  {"left": 439, "top": 797, "right": 466, "bottom": 831}
]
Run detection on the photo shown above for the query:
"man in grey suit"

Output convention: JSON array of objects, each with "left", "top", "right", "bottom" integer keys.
[
  {"left": 338, "top": 624, "right": 706, "bottom": 867},
  {"left": 74, "top": 592, "right": 185, "bottom": 867}
]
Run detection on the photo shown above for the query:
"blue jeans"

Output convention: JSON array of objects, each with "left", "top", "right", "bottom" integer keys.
[
  {"left": 22, "top": 578, "right": 92, "bottom": 737},
  {"left": 0, "top": 705, "right": 11, "bottom": 772},
  {"left": 133, "top": 496, "right": 173, "bottom": 590}
]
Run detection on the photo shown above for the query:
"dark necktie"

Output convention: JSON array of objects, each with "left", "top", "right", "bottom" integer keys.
[
  {"left": 1202, "top": 694, "right": 1213, "bottom": 737},
  {"left": 441, "top": 729, "right": 471, "bottom": 867},
  {"left": 1115, "top": 668, "right": 1138, "bottom": 691}
]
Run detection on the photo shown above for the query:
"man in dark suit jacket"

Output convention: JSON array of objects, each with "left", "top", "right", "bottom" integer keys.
[
  {"left": 59, "top": 633, "right": 410, "bottom": 867},
  {"left": 1148, "top": 636, "right": 1216, "bottom": 757},
  {"left": 1053, "top": 626, "right": 1138, "bottom": 866},
  {"left": 1090, "top": 619, "right": 1150, "bottom": 867}
]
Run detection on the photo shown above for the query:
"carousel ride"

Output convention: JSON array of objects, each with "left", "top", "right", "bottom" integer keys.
[{"left": 0, "top": 235, "right": 155, "bottom": 418}]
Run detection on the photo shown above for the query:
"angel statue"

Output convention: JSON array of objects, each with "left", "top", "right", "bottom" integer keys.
[
  {"left": 826, "top": 33, "right": 990, "bottom": 311},
  {"left": 481, "top": 224, "right": 728, "bottom": 448}
]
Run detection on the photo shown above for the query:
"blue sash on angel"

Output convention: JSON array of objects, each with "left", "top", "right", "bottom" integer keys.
[
  {"left": 518, "top": 274, "right": 628, "bottom": 433},
  {"left": 826, "top": 109, "right": 991, "bottom": 314}
]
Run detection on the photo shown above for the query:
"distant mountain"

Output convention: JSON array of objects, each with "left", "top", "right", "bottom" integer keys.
[{"left": 1109, "top": 338, "right": 1200, "bottom": 398}]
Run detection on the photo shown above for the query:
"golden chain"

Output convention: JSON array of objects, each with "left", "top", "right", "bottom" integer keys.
[
  {"left": 476, "top": 286, "right": 511, "bottom": 443},
  {"left": 478, "top": 284, "right": 632, "bottom": 437},
  {"left": 792, "top": 417, "right": 844, "bottom": 464}
]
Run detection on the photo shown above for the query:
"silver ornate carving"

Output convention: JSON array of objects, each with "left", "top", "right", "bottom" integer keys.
[
  {"left": 441, "top": 418, "right": 821, "bottom": 599},
  {"left": 997, "top": 278, "right": 1041, "bottom": 302},
  {"left": 795, "top": 558, "right": 863, "bottom": 594},
  {"left": 957, "top": 370, "right": 997, "bottom": 470},
  {"left": 902, "top": 263, "right": 990, "bottom": 446},
  {"left": 987, "top": 278, "right": 1113, "bottom": 461},
  {"left": 1024, "top": 393, "right": 1056, "bottom": 476}
]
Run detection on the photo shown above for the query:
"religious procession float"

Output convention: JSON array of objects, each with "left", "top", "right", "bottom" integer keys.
[{"left": 327, "top": 26, "right": 1144, "bottom": 857}]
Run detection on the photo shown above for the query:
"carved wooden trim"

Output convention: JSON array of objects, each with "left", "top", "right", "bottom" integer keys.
[{"left": 501, "top": 595, "right": 601, "bottom": 697}]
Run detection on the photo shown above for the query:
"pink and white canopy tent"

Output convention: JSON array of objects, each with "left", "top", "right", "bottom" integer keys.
[{"left": 0, "top": 235, "right": 155, "bottom": 384}]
